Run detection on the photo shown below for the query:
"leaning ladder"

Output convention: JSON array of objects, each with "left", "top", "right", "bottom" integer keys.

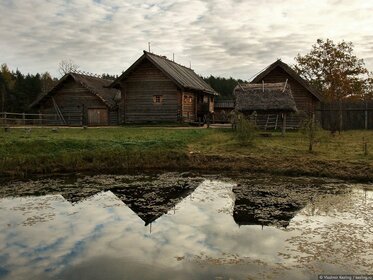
[
  {"left": 52, "top": 97, "right": 67, "bottom": 125},
  {"left": 264, "top": 114, "right": 279, "bottom": 130}
]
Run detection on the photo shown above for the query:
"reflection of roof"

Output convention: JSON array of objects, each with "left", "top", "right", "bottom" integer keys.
[
  {"left": 30, "top": 73, "right": 120, "bottom": 108},
  {"left": 110, "top": 184, "right": 198, "bottom": 226},
  {"left": 251, "top": 59, "right": 322, "bottom": 101},
  {"left": 110, "top": 51, "right": 218, "bottom": 96},
  {"left": 234, "top": 82, "right": 297, "bottom": 113},
  {"left": 61, "top": 189, "right": 103, "bottom": 204},
  {"left": 232, "top": 185, "right": 309, "bottom": 228}
]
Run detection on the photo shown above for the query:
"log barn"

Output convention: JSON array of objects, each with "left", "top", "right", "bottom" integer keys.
[
  {"left": 110, "top": 51, "right": 218, "bottom": 123},
  {"left": 251, "top": 59, "right": 322, "bottom": 114},
  {"left": 31, "top": 73, "right": 120, "bottom": 126}
]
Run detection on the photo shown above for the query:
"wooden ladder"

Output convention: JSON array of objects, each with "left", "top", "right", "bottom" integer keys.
[
  {"left": 52, "top": 97, "right": 67, "bottom": 125},
  {"left": 264, "top": 114, "right": 279, "bottom": 130}
]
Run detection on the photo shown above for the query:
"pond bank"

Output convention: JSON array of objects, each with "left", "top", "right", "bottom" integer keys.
[{"left": 1, "top": 151, "right": 372, "bottom": 183}]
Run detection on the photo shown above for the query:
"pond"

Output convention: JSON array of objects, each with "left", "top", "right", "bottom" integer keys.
[{"left": 0, "top": 173, "right": 372, "bottom": 280}]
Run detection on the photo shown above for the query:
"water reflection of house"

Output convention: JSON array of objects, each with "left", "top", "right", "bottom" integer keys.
[
  {"left": 110, "top": 184, "right": 198, "bottom": 226},
  {"left": 61, "top": 189, "right": 103, "bottom": 204},
  {"left": 232, "top": 184, "right": 313, "bottom": 228}
]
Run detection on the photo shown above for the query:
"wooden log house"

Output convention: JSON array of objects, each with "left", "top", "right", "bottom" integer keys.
[
  {"left": 31, "top": 73, "right": 120, "bottom": 126},
  {"left": 110, "top": 51, "right": 218, "bottom": 123},
  {"left": 251, "top": 59, "right": 322, "bottom": 114}
]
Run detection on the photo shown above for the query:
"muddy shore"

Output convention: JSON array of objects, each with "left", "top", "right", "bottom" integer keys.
[{"left": 1, "top": 153, "right": 372, "bottom": 183}]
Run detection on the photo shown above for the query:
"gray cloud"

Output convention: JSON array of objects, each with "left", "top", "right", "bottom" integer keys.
[{"left": 1, "top": 0, "right": 372, "bottom": 79}]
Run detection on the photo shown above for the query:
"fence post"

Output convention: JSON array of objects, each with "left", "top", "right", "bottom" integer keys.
[
  {"left": 39, "top": 112, "right": 42, "bottom": 126},
  {"left": 365, "top": 101, "right": 368, "bottom": 130},
  {"left": 22, "top": 112, "right": 26, "bottom": 125}
]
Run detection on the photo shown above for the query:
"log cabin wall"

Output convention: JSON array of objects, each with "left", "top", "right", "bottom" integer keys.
[
  {"left": 257, "top": 66, "right": 319, "bottom": 113},
  {"left": 39, "top": 79, "right": 112, "bottom": 126},
  {"left": 122, "top": 59, "right": 180, "bottom": 123}
]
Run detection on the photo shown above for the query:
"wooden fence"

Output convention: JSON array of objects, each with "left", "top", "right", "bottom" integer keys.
[
  {"left": 317, "top": 101, "right": 373, "bottom": 130},
  {"left": 0, "top": 112, "right": 83, "bottom": 126}
]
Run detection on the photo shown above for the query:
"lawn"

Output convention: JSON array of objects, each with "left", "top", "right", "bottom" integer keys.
[{"left": 0, "top": 126, "right": 372, "bottom": 181}]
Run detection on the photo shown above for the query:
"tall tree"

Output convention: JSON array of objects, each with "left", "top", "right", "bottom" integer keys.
[
  {"left": 58, "top": 59, "right": 79, "bottom": 76},
  {"left": 0, "top": 64, "right": 15, "bottom": 112},
  {"left": 295, "top": 39, "right": 368, "bottom": 131},
  {"left": 40, "top": 72, "right": 56, "bottom": 94}
]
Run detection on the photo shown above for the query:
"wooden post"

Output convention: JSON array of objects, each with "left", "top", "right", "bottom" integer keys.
[
  {"left": 363, "top": 137, "right": 368, "bottom": 156},
  {"left": 365, "top": 101, "right": 368, "bottom": 130},
  {"left": 39, "top": 112, "right": 42, "bottom": 126},
  {"left": 22, "top": 112, "right": 25, "bottom": 125},
  {"left": 282, "top": 113, "right": 286, "bottom": 136}
]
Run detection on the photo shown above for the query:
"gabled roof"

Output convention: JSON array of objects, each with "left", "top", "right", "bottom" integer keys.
[
  {"left": 251, "top": 60, "right": 322, "bottom": 101},
  {"left": 110, "top": 51, "right": 218, "bottom": 96},
  {"left": 234, "top": 82, "right": 297, "bottom": 112},
  {"left": 30, "top": 73, "right": 120, "bottom": 108}
]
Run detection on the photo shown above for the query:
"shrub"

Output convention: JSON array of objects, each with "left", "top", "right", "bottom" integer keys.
[
  {"left": 234, "top": 113, "right": 256, "bottom": 146},
  {"left": 300, "top": 115, "right": 322, "bottom": 152}
]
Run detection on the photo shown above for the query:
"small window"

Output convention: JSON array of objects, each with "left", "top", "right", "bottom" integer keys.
[
  {"left": 153, "top": 95, "right": 163, "bottom": 104},
  {"left": 210, "top": 96, "right": 214, "bottom": 102},
  {"left": 183, "top": 95, "right": 193, "bottom": 104}
]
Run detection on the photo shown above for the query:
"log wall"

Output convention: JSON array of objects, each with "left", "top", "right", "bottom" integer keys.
[{"left": 121, "top": 59, "right": 181, "bottom": 123}]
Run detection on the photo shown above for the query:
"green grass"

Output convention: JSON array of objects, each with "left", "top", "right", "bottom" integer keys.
[
  {"left": 190, "top": 129, "right": 373, "bottom": 161},
  {"left": 0, "top": 126, "right": 372, "bottom": 180}
]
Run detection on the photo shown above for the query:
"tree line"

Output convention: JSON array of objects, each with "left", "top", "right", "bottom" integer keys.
[{"left": 1, "top": 38, "right": 372, "bottom": 113}]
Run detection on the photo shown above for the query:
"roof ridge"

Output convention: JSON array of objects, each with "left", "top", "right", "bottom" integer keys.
[
  {"left": 143, "top": 50, "right": 194, "bottom": 71},
  {"left": 70, "top": 72, "right": 114, "bottom": 82}
]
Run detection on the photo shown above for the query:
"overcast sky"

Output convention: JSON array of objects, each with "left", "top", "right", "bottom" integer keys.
[{"left": 1, "top": 0, "right": 373, "bottom": 80}]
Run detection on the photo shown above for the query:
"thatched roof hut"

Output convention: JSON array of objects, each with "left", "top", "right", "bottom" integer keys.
[{"left": 233, "top": 82, "right": 297, "bottom": 113}]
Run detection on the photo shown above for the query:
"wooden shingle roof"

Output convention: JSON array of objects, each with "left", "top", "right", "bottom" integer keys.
[
  {"left": 110, "top": 51, "right": 218, "bottom": 95},
  {"left": 215, "top": 99, "right": 234, "bottom": 109},
  {"left": 30, "top": 73, "right": 120, "bottom": 109},
  {"left": 251, "top": 60, "right": 322, "bottom": 101},
  {"left": 234, "top": 82, "right": 297, "bottom": 113}
]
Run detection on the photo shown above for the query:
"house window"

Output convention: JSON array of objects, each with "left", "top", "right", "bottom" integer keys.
[
  {"left": 210, "top": 96, "right": 214, "bottom": 103},
  {"left": 184, "top": 95, "right": 193, "bottom": 104},
  {"left": 153, "top": 95, "right": 163, "bottom": 104}
]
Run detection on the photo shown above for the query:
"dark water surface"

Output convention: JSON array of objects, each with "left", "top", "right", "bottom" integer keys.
[{"left": 0, "top": 173, "right": 372, "bottom": 280}]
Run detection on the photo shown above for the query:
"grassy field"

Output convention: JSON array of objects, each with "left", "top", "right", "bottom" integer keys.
[{"left": 0, "top": 126, "right": 372, "bottom": 181}]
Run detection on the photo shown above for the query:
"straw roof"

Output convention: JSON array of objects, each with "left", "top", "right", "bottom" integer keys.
[
  {"left": 30, "top": 73, "right": 120, "bottom": 109},
  {"left": 110, "top": 51, "right": 218, "bottom": 96},
  {"left": 234, "top": 82, "right": 297, "bottom": 113}
]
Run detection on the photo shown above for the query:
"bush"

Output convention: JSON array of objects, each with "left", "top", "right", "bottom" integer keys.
[
  {"left": 300, "top": 115, "right": 322, "bottom": 152},
  {"left": 234, "top": 113, "right": 256, "bottom": 145}
]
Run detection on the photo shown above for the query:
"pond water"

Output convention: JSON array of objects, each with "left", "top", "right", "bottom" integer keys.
[{"left": 0, "top": 173, "right": 372, "bottom": 280}]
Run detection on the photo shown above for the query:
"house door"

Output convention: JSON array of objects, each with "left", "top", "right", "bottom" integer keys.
[{"left": 87, "top": 109, "right": 108, "bottom": 126}]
